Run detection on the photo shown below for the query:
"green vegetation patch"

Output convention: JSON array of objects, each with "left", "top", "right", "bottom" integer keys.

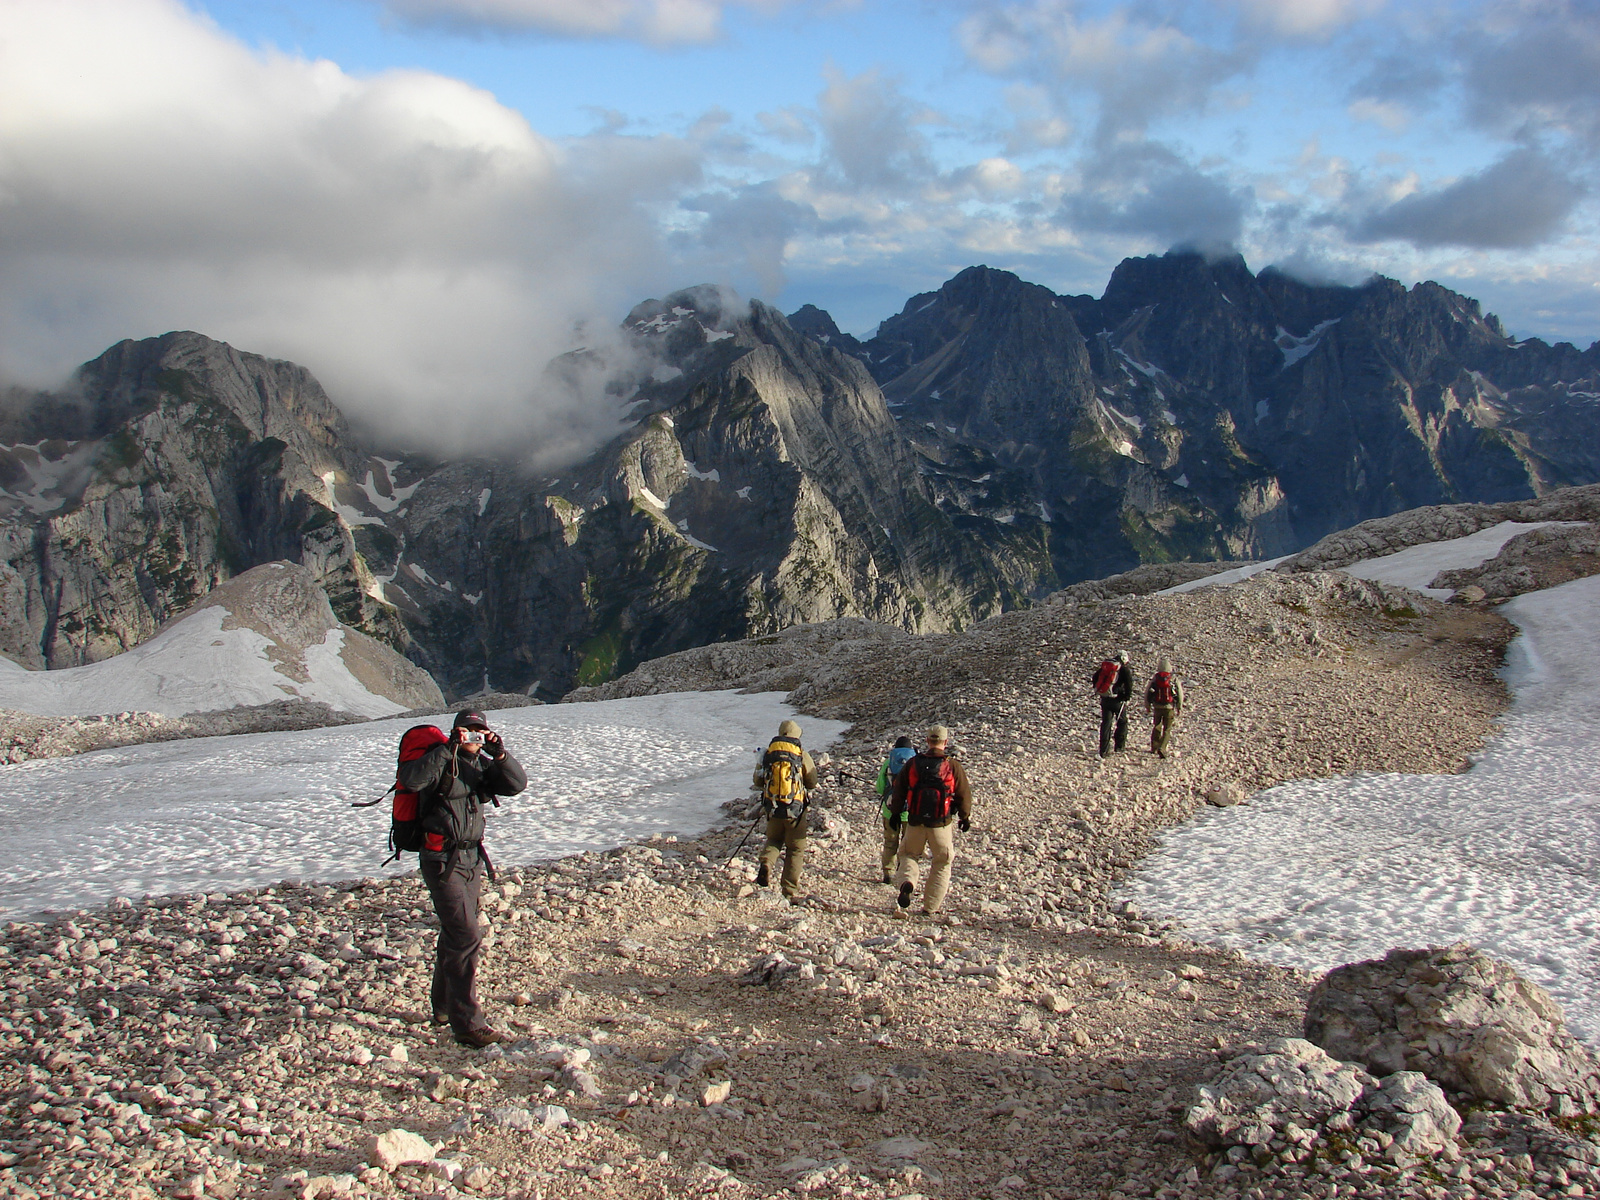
[{"left": 574, "top": 624, "right": 625, "bottom": 688}]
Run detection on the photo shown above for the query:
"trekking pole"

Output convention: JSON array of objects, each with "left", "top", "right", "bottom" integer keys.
[{"left": 725, "top": 809, "right": 765, "bottom": 866}]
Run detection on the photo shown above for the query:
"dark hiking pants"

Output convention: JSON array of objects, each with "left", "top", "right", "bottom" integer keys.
[
  {"left": 421, "top": 852, "right": 484, "bottom": 1033},
  {"left": 1099, "top": 698, "right": 1128, "bottom": 757}
]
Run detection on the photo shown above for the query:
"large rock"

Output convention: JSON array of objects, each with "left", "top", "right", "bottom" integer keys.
[
  {"left": 1304, "top": 946, "right": 1600, "bottom": 1115},
  {"left": 1358, "top": 1070, "right": 1461, "bottom": 1158},
  {"left": 365, "top": 1129, "right": 435, "bottom": 1172},
  {"left": 1185, "top": 1038, "right": 1373, "bottom": 1147},
  {"left": 1184, "top": 1039, "right": 1461, "bottom": 1161}
]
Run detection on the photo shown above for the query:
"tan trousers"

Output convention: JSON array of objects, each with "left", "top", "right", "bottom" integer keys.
[
  {"left": 895, "top": 821, "right": 955, "bottom": 913},
  {"left": 760, "top": 814, "right": 808, "bottom": 898},
  {"left": 880, "top": 817, "right": 902, "bottom": 878},
  {"left": 1150, "top": 704, "right": 1177, "bottom": 757}
]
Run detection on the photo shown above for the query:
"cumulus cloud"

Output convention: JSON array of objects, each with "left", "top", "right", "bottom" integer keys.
[
  {"left": 1066, "top": 139, "right": 1250, "bottom": 249},
  {"left": 0, "top": 0, "right": 714, "bottom": 460},
  {"left": 815, "top": 67, "right": 938, "bottom": 192},
  {"left": 374, "top": 0, "right": 785, "bottom": 44},
  {"left": 959, "top": 1, "right": 1251, "bottom": 137},
  {"left": 1460, "top": 0, "right": 1600, "bottom": 150},
  {"left": 1350, "top": 147, "right": 1587, "bottom": 250}
]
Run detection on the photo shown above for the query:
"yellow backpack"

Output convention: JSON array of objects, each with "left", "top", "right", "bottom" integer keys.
[{"left": 763, "top": 737, "right": 805, "bottom": 807}]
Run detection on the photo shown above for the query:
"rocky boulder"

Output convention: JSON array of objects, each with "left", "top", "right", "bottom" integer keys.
[
  {"left": 1184, "top": 1038, "right": 1374, "bottom": 1148},
  {"left": 1184, "top": 1039, "right": 1461, "bottom": 1164},
  {"left": 1304, "top": 945, "right": 1600, "bottom": 1115}
]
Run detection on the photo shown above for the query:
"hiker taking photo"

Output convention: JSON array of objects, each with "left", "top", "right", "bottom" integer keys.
[
  {"left": 889, "top": 724, "right": 972, "bottom": 916},
  {"left": 752, "top": 719, "right": 819, "bottom": 902},
  {"left": 1145, "top": 658, "right": 1185, "bottom": 759},
  {"left": 875, "top": 736, "right": 917, "bottom": 885},
  {"left": 1092, "top": 650, "right": 1134, "bottom": 759},
  {"left": 396, "top": 710, "right": 527, "bottom": 1047}
]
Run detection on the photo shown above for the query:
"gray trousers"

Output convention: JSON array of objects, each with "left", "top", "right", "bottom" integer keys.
[{"left": 421, "top": 853, "right": 484, "bottom": 1033}]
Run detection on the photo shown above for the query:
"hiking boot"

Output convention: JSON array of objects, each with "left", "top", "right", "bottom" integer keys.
[
  {"left": 880, "top": 871, "right": 893, "bottom": 885},
  {"left": 431, "top": 1011, "right": 449, "bottom": 1027},
  {"left": 897, "top": 882, "right": 913, "bottom": 910},
  {"left": 454, "top": 1026, "right": 508, "bottom": 1048},
  {"left": 755, "top": 864, "right": 769, "bottom": 888}
]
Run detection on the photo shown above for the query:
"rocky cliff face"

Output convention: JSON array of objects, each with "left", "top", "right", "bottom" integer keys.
[
  {"left": 0, "top": 333, "right": 403, "bottom": 670},
  {"left": 829, "top": 253, "right": 1599, "bottom": 584},
  {"left": 2, "top": 256, "right": 1596, "bottom": 700},
  {"left": 380, "top": 289, "right": 1027, "bottom": 696}
]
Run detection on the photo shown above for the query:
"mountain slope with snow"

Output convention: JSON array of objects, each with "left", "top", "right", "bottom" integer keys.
[{"left": 0, "top": 562, "right": 441, "bottom": 719}]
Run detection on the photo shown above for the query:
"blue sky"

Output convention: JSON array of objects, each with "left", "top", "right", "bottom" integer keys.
[{"left": 1, "top": 0, "right": 1596, "bottom": 443}]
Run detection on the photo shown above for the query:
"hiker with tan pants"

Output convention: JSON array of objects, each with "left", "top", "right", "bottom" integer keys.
[{"left": 889, "top": 725, "right": 972, "bottom": 915}]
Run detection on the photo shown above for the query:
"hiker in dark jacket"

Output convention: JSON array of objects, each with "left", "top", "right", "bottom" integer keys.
[
  {"left": 396, "top": 709, "right": 527, "bottom": 1047},
  {"left": 874, "top": 736, "right": 916, "bottom": 884},
  {"left": 1145, "top": 657, "right": 1185, "bottom": 759},
  {"left": 1094, "top": 651, "right": 1134, "bottom": 758}
]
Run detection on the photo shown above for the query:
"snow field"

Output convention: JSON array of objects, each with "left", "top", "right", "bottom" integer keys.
[
  {"left": 1125, "top": 546, "right": 1600, "bottom": 1039},
  {"left": 0, "top": 606, "right": 405, "bottom": 720},
  {"left": 0, "top": 691, "right": 846, "bottom": 920}
]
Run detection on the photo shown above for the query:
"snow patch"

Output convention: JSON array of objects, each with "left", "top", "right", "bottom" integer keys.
[
  {"left": 735, "top": 486, "right": 752, "bottom": 500},
  {"left": 684, "top": 461, "right": 721, "bottom": 483},
  {"left": 0, "top": 692, "right": 847, "bottom": 918},
  {"left": 320, "top": 472, "right": 386, "bottom": 528},
  {"left": 477, "top": 488, "right": 492, "bottom": 517},
  {"left": 637, "top": 486, "right": 668, "bottom": 510},
  {"left": 1276, "top": 318, "right": 1340, "bottom": 369},
  {"left": 1339, "top": 521, "right": 1573, "bottom": 598},
  {"left": 1160, "top": 557, "right": 1291, "bottom": 594},
  {"left": 1125, "top": 571, "right": 1600, "bottom": 1041},
  {"left": 358, "top": 462, "right": 420, "bottom": 514},
  {"left": 1173, "top": 474, "right": 1190, "bottom": 489},
  {"left": 0, "top": 607, "right": 404, "bottom": 721}
]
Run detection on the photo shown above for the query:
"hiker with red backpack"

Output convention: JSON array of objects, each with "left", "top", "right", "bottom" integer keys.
[
  {"left": 889, "top": 724, "right": 973, "bottom": 916},
  {"left": 395, "top": 710, "right": 527, "bottom": 1047},
  {"left": 1145, "top": 658, "right": 1185, "bottom": 759},
  {"left": 1092, "top": 651, "right": 1134, "bottom": 759}
]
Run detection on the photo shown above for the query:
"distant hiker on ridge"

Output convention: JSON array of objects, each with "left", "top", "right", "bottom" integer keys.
[
  {"left": 1145, "top": 658, "right": 1184, "bottom": 759},
  {"left": 753, "top": 719, "right": 819, "bottom": 903},
  {"left": 890, "top": 724, "right": 973, "bottom": 916},
  {"left": 875, "top": 735, "right": 916, "bottom": 885},
  {"left": 1092, "top": 650, "right": 1134, "bottom": 759},
  {"left": 396, "top": 710, "right": 527, "bottom": 1048}
]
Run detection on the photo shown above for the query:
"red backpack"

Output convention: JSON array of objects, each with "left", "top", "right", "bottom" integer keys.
[
  {"left": 1150, "top": 672, "right": 1177, "bottom": 705},
  {"left": 353, "top": 724, "right": 449, "bottom": 862},
  {"left": 1093, "top": 660, "right": 1119, "bottom": 695},
  {"left": 905, "top": 754, "right": 958, "bottom": 824}
]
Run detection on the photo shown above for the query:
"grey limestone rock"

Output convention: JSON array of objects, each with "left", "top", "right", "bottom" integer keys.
[
  {"left": 1304, "top": 945, "right": 1600, "bottom": 1115},
  {"left": 1184, "top": 1037, "right": 1374, "bottom": 1147},
  {"left": 1358, "top": 1070, "right": 1461, "bottom": 1159}
]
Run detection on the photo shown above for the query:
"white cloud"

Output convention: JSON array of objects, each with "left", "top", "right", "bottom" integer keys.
[
  {"left": 1225, "top": 0, "right": 1386, "bottom": 38},
  {"left": 1346, "top": 97, "right": 1409, "bottom": 131},
  {"left": 375, "top": 0, "right": 785, "bottom": 43},
  {"left": 0, "top": 0, "right": 709, "bottom": 458}
]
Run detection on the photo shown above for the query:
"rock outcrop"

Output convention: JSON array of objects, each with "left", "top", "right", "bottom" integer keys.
[
  {"left": 1184, "top": 1038, "right": 1461, "bottom": 1165},
  {"left": 1304, "top": 945, "right": 1600, "bottom": 1115},
  {"left": 1432, "top": 521, "right": 1600, "bottom": 599}
]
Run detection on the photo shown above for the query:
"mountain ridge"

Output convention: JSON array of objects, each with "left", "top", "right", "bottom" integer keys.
[{"left": 1, "top": 252, "right": 1596, "bottom": 698}]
